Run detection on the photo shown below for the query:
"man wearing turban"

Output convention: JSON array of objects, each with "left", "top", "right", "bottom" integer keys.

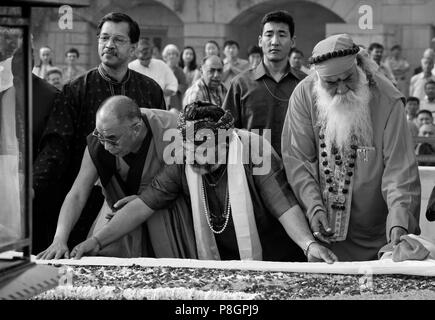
[
  {"left": 70, "top": 101, "right": 337, "bottom": 263},
  {"left": 281, "top": 34, "right": 421, "bottom": 261}
]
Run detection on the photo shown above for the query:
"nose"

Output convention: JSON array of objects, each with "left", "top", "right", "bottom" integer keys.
[
  {"left": 271, "top": 34, "right": 279, "bottom": 45},
  {"left": 336, "top": 81, "right": 349, "bottom": 95}
]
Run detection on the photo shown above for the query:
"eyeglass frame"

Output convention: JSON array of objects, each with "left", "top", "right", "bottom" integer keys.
[
  {"left": 92, "top": 122, "right": 140, "bottom": 147},
  {"left": 97, "top": 33, "right": 131, "bottom": 47}
]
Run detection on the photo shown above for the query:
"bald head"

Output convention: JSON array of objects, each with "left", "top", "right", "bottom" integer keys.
[
  {"left": 96, "top": 95, "right": 141, "bottom": 125},
  {"left": 201, "top": 55, "right": 223, "bottom": 89}
]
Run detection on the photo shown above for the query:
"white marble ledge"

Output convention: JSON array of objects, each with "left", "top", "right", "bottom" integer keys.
[{"left": 4, "top": 251, "right": 435, "bottom": 277}]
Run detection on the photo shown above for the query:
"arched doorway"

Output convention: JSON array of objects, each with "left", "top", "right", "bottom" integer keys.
[{"left": 227, "top": 1, "right": 345, "bottom": 60}]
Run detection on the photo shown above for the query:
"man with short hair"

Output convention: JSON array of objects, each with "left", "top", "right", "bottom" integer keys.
[
  {"left": 289, "top": 48, "right": 310, "bottom": 75},
  {"left": 416, "top": 109, "right": 434, "bottom": 128},
  {"left": 221, "top": 40, "right": 249, "bottom": 88},
  {"left": 415, "top": 123, "right": 435, "bottom": 166},
  {"left": 46, "top": 68, "right": 63, "bottom": 90},
  {"left": 128, "top": 37, "right": 178, "bottom": 107},
  {"left": 247, "top": 45, "right": 262, "bottom": 69},
  {"left": 61, "top": 47, "right": 86, "bottom": 83},
  {"left": 69, "top": 101, "right": 337, "bottom": 264},
  {"left": 282, "top": 34, "right": 421, "bottom": 261},
  {"left": 410, "top": 56, "right": 435, "bottom": 101},
  {"left": 420, "top": 80, "right": 435, "bottom": 113},
  {"left": 34, "top": 12, "right": 165, "bottom": 247},
  {"left": 368, "top": 42, "right": 396, "bottom": 84},
  {"left": 183, "top": 55, "right": 227, "bottom": 108},
  {"left": 223, "top": 10, "right": 306, "bottom": 156},
  {"left": 405, "top": 96, "right": 420, "bottom": 136},
  {"left": 37, "top": 96, "right": 196, "bottom": 260}
]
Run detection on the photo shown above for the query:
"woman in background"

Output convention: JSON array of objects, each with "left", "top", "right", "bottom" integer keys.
[
  {"left": 179, "top": 46, "right": 201, "bottom": 88},
  {"left": 162, "top": 44, "right": 187, "bottom": 112},
  {"left": 32, "top": 46, "right": 56, "bottom": 80}
]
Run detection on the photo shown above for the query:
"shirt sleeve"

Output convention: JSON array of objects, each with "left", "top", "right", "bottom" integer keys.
[
  {"left": 250, "top": 133, "right": 299, "bottom": 219},
  {"left": 164, "top": 63, "right": 178, "bottom": 92},
  {"left": 33, "top": 86, "right": 75, "bottom": 194},
  {"left": 138, "top": 164, "right": 184, "bottom": 211},
  {"left": 222, "top": 80, "right": 242, "bottom": 128},
  {"left": 382, "top": 99, "right": 421, "bottom": 241},
  {"left": 281, "top": 82, "right": 326, "bottom": 224}
]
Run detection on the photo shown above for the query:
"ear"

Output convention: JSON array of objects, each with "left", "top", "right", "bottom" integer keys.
[
  {"left": 129, "top": 43, "right": 137, "bottom": 58},
  {"left": 291, "top": 36, "right": 296, "bottom": 48},
  {"left": 258, "top": 35, "right": 262, "bottom": 47}
]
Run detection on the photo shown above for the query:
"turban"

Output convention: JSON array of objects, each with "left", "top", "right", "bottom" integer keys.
[
  {"left": 177, "top": 101, "right": 234, "bottom": 144},
  {"left": 309, "top": 34, "right": 360, "bottom": 77}
]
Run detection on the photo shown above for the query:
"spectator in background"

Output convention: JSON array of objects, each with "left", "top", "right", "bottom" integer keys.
[
  {"left": 415, "top": 123, "right": 435, "bottom": 165},
  {"left": 223, "top": 10, "right": 306, "bottom": 156},
  {"left": 204, "top": 40, "right": 220, "bottom": 57},
  {"left": 420, "top": 80, "right": 435, "bottom": 113},
  {"left": 247, "top": 45, "right": 262, "bottom": 69},
  {"left": 180, "top": 46, "right": 201, "bottom": 88},
  {"left": 46, "top": 67, "right": 64, "bottom": 91},
  {"left": 183, "top": 55, "right": 227, "bottom": 108},
  {"left": 384, "top": 45, "right": 410, "bottom": 96},
  {"left": 410, "top": 56, "right": 435, "bottom": 101},
  {"left": 406, "top": 96, "right": 420, "bottom": 135},
  {"left": 413, "top": 48, "right": 435, "bottom": 76},
  {"left": 162, "top": 44, "right": 188, "bottom": 112},
  {"left": 61, "top": 47, "right": 86, "bottom": 84},
  {"left": 368, "top": 42, "right": 396, "bottom": 84},
  {"left": 32, "top": 46, "right": 56, "bottom": 80},
  {"left": 152, "top": 45, "right": 162, "bottom": 60},
  {"left": 416, "top": 109, "right": 434, "bottom": 128},
  {"left": 289, "top": 47, "right": 310, "bottom": 75},
  {"left": 222, "top": 40, "right": 249, "bottom": 88},
  {"left": 129, "top": 37, "right": 178, "bottom": 108}
]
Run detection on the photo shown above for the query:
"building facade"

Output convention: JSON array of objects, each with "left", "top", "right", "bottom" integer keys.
[{"left": 31, "top": 0, "right": 435, "bottom": 72}]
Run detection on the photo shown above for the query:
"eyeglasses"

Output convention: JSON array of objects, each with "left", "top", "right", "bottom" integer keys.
[
  {"left": 97, "top": 34, "right": 130, "bottom": 46},
  {"left": 92, "top": 122, "right": 139, "bottom": 147}
]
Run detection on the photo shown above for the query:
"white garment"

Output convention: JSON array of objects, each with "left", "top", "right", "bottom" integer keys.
[
  {"left": 420, "top": 97, "right": 435, "bottom": 115},
  {"left": 0, "top": 57, "right": 13, "bottom": 93},
  {"left": 409, "top": 72, "right": 435, "bottom": 101},
  {"left": 128, "top": 58, "right": 178, "bottom": 106},
  {"left": 185, "top": 131, "right": 262, "bottom": 260}
]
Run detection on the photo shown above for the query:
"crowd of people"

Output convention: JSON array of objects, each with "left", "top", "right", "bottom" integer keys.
[{"left": 17, "top": 10, "right": 432, "bottom": 263}]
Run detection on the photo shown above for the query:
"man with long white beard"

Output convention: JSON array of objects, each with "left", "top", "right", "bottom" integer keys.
[{"left": 281, "top": 34, "right": 421, "bottom": 261}]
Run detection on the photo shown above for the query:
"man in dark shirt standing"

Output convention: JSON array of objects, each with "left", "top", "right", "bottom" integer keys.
[
  {"left": 33, "top": 12, "right": 165, "bottom": 249},
  {"left": 222, "top": 10, "right": 306, "bottom": 156}
]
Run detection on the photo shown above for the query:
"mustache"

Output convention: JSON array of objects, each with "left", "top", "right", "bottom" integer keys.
[{"left": 103, "top": 49, "right": 117, "bottom": 56}]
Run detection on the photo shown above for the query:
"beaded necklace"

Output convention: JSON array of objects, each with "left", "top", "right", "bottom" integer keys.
[
  {"left": 201, "top": 181, "right": 232, "bottom": 234},
  {"left": 319, "top": 131, "right": 357, "bottom": 213}
]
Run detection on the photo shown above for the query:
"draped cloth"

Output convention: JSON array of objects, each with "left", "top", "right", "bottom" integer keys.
[
  {"left": 87, "top": 109, "right": 197, "bottom": 258},
  {"left": 0, "top": 86, "right": 21, "bottom": 243},
  {"left": 185, "top": 131, "right": 262, "bottom": 260}
]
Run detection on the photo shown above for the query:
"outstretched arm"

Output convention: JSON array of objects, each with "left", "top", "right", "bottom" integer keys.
[{"left": 37, "top": 147, "right": 98, "bottom": 259}]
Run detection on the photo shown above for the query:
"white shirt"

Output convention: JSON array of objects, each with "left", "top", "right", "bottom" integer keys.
[
  {"left": 128, "top": 58, "right": 178, "bottom": 106},
  {"left": 420, "top": 97, "right": 435, "bottom": 115},
  {"left": 409, "top": 72, "right": 435, "bottom": 101}
]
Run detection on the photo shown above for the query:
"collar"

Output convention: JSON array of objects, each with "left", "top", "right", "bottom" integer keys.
[
  {"left": 253, "top": 61, "right": 302, "bottom": 81},
  {"left": 98, "top": 64, "right": 130, "bottom": 85}
]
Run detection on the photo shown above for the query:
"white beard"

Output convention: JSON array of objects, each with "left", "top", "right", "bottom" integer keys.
[{"left": 314, "top": 67, "right": 373, "bottom": 154}]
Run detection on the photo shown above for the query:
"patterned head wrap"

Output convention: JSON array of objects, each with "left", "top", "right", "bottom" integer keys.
[{"left": 177, "top": 101, "right": 234, "bottom": 144}]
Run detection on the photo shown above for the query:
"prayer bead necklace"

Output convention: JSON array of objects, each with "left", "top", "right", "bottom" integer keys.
[
  {"left": 319, "top": 132, "right": 357, "bottom": 212},
  {"left": 201, "top": 182, "right": 232, "bottom": 234}
]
